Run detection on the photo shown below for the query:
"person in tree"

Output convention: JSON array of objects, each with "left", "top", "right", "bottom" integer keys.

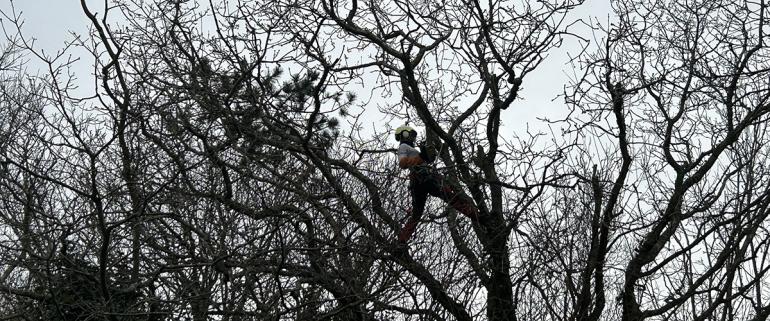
[{"left": 394, "top": 125, "right": 480, "bottom": 243}]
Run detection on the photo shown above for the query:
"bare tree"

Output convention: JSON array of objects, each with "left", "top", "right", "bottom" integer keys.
[
  {"left": 565, "top": 0, "right": 770, "bottom": 320},
  {"left": 0, "top": 0, "right": 769, "bottom": 320}
]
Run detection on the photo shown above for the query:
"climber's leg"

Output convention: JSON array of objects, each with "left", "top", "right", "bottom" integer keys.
[
  {"left": 397, "top": 209, "right": 418, "bottom": 243},
  {"left": 398, "top": 179, "right": 428, "bottom": 243},
  {"left": 444, "top": 188, "right": 479, "bottom": 221},
  {"left": 427, "top": 174, "right": 479, "bottom": 221}
]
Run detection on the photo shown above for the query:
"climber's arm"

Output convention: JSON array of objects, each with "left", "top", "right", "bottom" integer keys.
[{"left": 418, "top": 141, "right": 434, "bottom": 164}]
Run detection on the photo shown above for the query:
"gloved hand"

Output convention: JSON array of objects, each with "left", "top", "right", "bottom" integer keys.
[{"left": 418, "top": 141, "right": 434, "bottom": 163}]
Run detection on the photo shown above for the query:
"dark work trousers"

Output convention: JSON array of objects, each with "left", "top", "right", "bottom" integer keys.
[{"left": 398, "top": 169, "right": 479, "bottom": 243}]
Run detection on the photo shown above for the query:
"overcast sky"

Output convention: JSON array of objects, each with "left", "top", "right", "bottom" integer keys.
[
  {"left": 1, "top": 1, "right": 90, "bottom": 53},
  {"left": 1, "top": 0, "right": 615, "bottom": 134}
]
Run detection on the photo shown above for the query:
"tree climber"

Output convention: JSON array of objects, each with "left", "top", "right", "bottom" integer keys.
[{"left": 394, "top": 125, "right": 480, "bottom": 243}]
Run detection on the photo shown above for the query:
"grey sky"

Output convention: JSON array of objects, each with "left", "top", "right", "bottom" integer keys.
[
  {"left": 1, "top": 1, "right": 89, "bottom": 53},
  {"left": 1, "top": 0, "right": 615, "bottom": 133}
]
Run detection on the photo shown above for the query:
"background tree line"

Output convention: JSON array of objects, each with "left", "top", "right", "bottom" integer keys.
[{"left": 0, "top": 0, "right": 768, "bottom": 320}]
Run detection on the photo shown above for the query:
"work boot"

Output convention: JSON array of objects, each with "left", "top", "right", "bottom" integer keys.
[{"left": 398, "top": 218, "right": 419, "bottom": 243}]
